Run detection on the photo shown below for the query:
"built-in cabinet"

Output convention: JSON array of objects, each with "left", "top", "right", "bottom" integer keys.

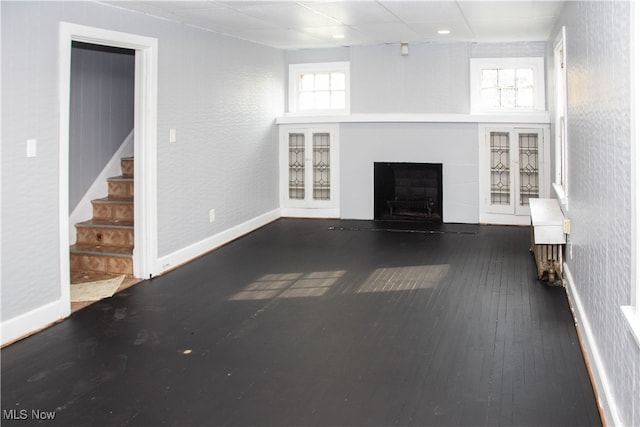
[
  {"left": 279, "top": 124, "right": 340, "bottom": 217},
  {"left": 479, "top": 124, "right": 550, "bottom": 225}
]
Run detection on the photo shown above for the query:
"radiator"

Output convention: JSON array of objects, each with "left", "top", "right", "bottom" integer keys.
[
  {"left": 531, "top": 228, "right": 563, "bottom": 284},
  {"left": 529, "top": 199, "right": 567, "bottom": 286}
]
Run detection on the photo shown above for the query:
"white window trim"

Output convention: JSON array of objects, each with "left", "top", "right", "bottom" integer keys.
[
  {"left": 553, "top": 27, "right": 570, "bottom": 211},
  {"left": 623, "top": 0, "right": 640, "bottom": 348},
  {"left": 470, "top": 57, "right": 546, "bottom": 114},
  {"left": 287, "top": 62, "right": 350, "bottom": 116}
]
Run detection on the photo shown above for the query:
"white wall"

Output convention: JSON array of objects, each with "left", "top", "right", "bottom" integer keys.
[
  {"left": 550, "top": 2, "right": 638, "bottom": 426},
  {"left": 351, "top": 43, "right": 470, "bottom": 114},
  {"left": 69, "top": 42, "right": 135, "bottom": 211},
  {"left": 286, "top": 42, "right": 543, "bottom": 223},
  {"left": 340, "top": 122, "right": 479, "bottom": 223},
  {"left": 1, "top": 2, "right": 284, "bottom": 336}
]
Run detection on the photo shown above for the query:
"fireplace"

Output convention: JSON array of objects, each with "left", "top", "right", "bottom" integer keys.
[{"left": 374, "top": 162, "right": 443, "bottom": 222}]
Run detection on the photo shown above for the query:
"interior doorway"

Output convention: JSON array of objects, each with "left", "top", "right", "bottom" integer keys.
[{"left": 59, "top": 23, "right": 159, "bottom": 315}]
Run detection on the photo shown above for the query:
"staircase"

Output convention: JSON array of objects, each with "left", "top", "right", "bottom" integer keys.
[{"left": 70, "top": 157, "right": 134, "bottom": 283}]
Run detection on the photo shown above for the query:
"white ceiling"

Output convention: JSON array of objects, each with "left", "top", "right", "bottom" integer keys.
[{"left": 102, "top": 0, "right": 566, "bottom": 50}]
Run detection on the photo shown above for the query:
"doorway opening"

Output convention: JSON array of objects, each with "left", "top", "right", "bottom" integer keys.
[{"left": 59, "top": 23, "right": 158, "bottom": 316}]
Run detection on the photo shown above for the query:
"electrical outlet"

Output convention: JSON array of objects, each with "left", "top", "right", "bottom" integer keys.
[
  {"left": 209, "top": 209, "right": 216, "bottom": 223},
  {"left": 26, "top": 139, "right": 37, "bottom": 157},
  {"left": 169, "top": 128, "right": 177, "bottom": 143}
]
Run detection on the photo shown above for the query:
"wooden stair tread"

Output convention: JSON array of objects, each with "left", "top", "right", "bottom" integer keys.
[
  {"left": 76, "top": 219, "right": 134, "bottom": 229},
  {"left": 92, "top": 197, "right": 133, "bottom": 204},
  {"left": 107, "top": 175, "right": 133, "bottom": 182},
  {"left": 70, "top": 244, "right": 133, "bottom": 257},
  {"left": 71, "top": 156, "right": 135, "bottom": 287}
]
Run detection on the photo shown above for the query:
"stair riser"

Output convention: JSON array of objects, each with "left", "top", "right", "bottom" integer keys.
[
  {"left": 108, "top": 181, "right": 134, "bottom": 199},
  {"left": 76, "top": 227, "right": 134, "bottom": 248},
  {"left": 92, "top": 202, "right": 134, "bottom": 221},
  {"left": 121, "top": 159, "right": 134, "bottom": 178},
  {"left": 71, "top": 254, "right": 133, "bottom": 276}
]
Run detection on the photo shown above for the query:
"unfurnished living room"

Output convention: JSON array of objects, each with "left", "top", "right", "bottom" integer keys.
[{"left": 1, "top": 1, "right": 638, "bottom": 426}]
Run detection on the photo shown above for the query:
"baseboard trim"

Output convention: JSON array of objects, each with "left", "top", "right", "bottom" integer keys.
[
  {"left": 157, "top": 209, "right": 281, "bottom": 274},
  {"left": 1, "top": 301, "right": 67, "bottom": 347},
  {"left": 280, "top": 207, "right": 340, "bottom": 218},
  {"left": 2, "top": 209, "right": 280, "bottom": 346},
  {"left": 563, "top": 263, "right": 623, "bottom": 427}
]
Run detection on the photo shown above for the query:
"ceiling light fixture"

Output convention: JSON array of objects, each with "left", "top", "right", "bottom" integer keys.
[
  {"left": 333, "top": 34, "right": 345, "bottom": 39},
  {"left": 437, "top": 30, "right": 451, "bottom": 35}
]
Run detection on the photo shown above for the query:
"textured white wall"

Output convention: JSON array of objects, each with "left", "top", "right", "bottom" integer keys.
[
  {"left": 155, "top": 16, "right": 285, "bottom": 257},
  {"left": 340, "top": 123, "right": 479, "bottom": 223},
  {"left": 1, "top": 1, "right": 284, "bottom": 322},
  {"left": 287, "top": 42, "right": 545, "bottom": 223},
  {"left": 69, "top": 43, "right": 135, "bottom": 211},
  {"left": 552, "top": 1, "right": 638, "bottom": 425},
  {"left": 350, "top": 43, "right": 470, "bottom": 114}
]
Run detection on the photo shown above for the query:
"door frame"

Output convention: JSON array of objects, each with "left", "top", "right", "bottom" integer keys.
[{"left": 58, "top": 23, "right": 158, "bottom": 314}]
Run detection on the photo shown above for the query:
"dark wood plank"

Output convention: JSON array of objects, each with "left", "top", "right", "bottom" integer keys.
[{"left": 1, "top": 219, "right": 601, "bottom": 426}]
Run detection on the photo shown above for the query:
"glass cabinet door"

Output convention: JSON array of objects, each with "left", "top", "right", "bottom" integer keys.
[
  {"left": 312, "top": 132, "right": 331, "bottom": 201},
  {"left": 489, "top": 131, "right": 514, "bottom": 213},
  {"left": 484, "top": 126, "right": 545, "bottom": 217},
  {"left": 288, "top": 133, "right": 305, "bottom": 200},
  {"left": 516, "top": 131, "right": 540, "bottom": 215},
  {"left": 280, "top": 125, "right": 339, "bottom": 216}
]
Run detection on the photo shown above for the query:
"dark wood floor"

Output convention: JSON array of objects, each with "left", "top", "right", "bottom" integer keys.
[{"left": 1, "top": 219, "right": 601, "bottom": 427}]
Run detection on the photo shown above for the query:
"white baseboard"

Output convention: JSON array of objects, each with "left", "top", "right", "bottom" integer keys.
[
  {"left": 563, "top": 263, "right": 623, "bottom": 427},
  {"left": 280, "top": 207, "right": 340, "bottom": 218},
  {"left": 1, "top": 209, "right": 279, "bottom": 346},
  {"left": 69, "top": 130, "right": 134, "bottom": 244},
  {"left": 1, "top": 301, "right": 67, "bottom": 346},
  {"left": 157, "top": 208, "right": 281, "bottom": 274},
  {"left": 479, "top": 212, "right": 531, "bottom": 226}
]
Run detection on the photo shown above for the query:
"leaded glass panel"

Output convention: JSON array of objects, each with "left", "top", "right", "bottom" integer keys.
[
  {"left": 288, "top": 133, "right": 305, "bottom": 199},
  {"left": 490, "top": 132, "right": 510, "bottom": 205},
  {"left": 313, "top": 133, "right": 330, "bottom": 200},
  {"left": 519, "top": 133, "right": 539, "bottom": 206}
]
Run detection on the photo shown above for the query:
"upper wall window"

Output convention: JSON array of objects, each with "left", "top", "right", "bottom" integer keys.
[
  {"left": 288, "top": 62, "right": 350, "bottom": 115},
  {"left": 470, "top": 58, "right": 545, "bottom": 113}
]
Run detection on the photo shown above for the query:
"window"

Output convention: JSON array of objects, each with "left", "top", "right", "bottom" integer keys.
[
  {"left": 288, "top": 62, "right": 350, "bottom": 115},
  {"left": 470, "top": 57, "right": 545, "bottom": 113},
  {"left": 622, "top": 2, "right": 640, "bottom": 347},
  {"left": 553, "top": 27, "right": 569, "bottom": 209}
]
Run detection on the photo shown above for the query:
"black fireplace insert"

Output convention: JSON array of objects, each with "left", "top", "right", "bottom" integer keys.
[{"left": 374, "top": 162, "right": 443, "bottom": 222}]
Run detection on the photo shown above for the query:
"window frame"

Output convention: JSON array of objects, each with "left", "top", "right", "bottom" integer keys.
[
  {"left": 552, "top": 27, "right": 570, "bottom": 210},
  {"left": 288, "top": 62, "right": 350, "bottom": 116},
  {"left": 623, "top": 0, "right": 640, "bottom": 347},
  {"left": 470, "top": 57, "right": 546, "bottom": 114}
]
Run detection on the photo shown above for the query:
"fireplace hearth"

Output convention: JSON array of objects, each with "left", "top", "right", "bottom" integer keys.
[{"left": 374, "top": 162, "right": 443, "bottom": 222}]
